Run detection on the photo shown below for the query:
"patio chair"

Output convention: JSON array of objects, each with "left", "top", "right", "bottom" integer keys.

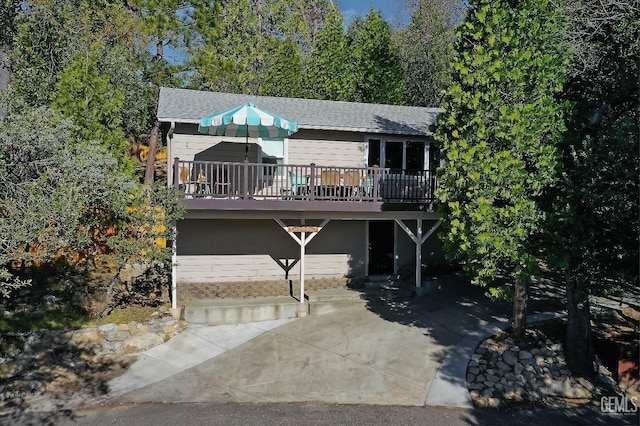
[
  {"left": 342, "top": 170, "right": 363, "bottom": 199},
  {"left": 178, "top": 166, "right": 195, "bottom": 194},
  {"left": 195, "top": 168, "right": 211, "bottom": 195},
  {"left": 320, "top": 170, "right": 340, "bottom": 197},
  {"left": 287, "top": 171, "right": 308, "bottom": 199},
  {"left": 361, "top": 175, "right": 379, "bottom": 199}
]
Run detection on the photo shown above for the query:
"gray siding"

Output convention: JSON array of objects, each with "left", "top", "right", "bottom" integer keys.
[
  {"left": 176, "top": 219, "right": 367, "bottom": 283},
  {"left": 288, "top": 130, "right": 366, "bottom": 168}
]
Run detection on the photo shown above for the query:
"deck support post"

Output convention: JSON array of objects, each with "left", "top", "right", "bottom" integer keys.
[
  {"left": 395, "top": 219, "right": 441, "bottom": 292},
  {"left": 275, "top": 218, "right": 330, "bottom": 302},
  {"left": 171, "top": 219, "right": 178, "bottom": 310},
  {"left": 416, "top": 219, "right": 422, "bottom": 288},
  {"left": 300, "top": 224, "right": 306, "bottom": 302}
]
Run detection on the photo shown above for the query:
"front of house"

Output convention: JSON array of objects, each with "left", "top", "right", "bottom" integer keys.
[{"left": 158, "top": 87, "right": 445, "bottom": 308}]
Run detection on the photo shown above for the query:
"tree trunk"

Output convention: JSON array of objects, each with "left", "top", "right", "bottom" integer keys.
[
  {"left": 565, "top": 268, "right": 595, "bottom": 377},
  {"left": 143, "top": 38, "right": 164, "bottom": 187},
  {"left": 0, "top": 46, "right": 11, "bottom": 122},
  {"left": 144, "top": 119, "right": 159, "bottom": 186},
  {"left": 512, "top": 273, "right": 529, "bottom": 342}
]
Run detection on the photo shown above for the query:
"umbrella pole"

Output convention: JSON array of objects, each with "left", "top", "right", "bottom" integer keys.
[{"left": 245, "top": 123, "right": 249, "bottom": 160}]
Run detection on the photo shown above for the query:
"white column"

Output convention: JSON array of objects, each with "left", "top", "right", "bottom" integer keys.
[
  {"left": 171, "top": 220, "right": 178, "bottom": 309},
  {"left": 300, "top": 229, "right": 306, "bottom": 303},
  {"left": 395, "top": 219, "right": 441, "bottom": 292},
  {"left": 416, "top": 219, "right": 422, "bottom": 288},
  {"left": 274, "top": 218, "right": 330, "bottom": 303}
]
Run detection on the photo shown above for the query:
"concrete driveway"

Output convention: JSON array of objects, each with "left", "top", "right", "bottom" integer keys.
[{"left": 107, "top": 277, "right": 528, "bottom": 407}]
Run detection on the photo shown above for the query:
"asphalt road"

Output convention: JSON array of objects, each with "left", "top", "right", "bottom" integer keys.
[{"left": 3, "top": 402, "right": 638, "bottom": 426}]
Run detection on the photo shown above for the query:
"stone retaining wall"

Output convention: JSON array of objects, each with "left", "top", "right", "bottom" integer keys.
[{"left": 0, "top": 308, "right": 188, "bottom": 408}]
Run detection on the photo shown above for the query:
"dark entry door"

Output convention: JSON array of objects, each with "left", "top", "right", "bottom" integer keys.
[{"left": 368, "top": 221, "right": 394, "bottom": 275}]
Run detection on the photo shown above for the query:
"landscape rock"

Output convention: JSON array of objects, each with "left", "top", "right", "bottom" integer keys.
[
  {"left": 123, "top": 333, "right": 164, "bottom": 354},
  {"left": 72, "top": 330, "right": 104, "bottom": 345},
  {"left": 466, "top": 325, "right": 618, "bottom": 409},
  {"left": 503, "top": 350, "right": 517, "bottom": 366},
  {"left": 0, "top": 311, "right": 189, "bottom": 411}
]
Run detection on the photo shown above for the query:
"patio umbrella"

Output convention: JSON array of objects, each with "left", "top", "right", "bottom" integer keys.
[{"left": 198, "top": 102, "right": 298, "bottom": 160}]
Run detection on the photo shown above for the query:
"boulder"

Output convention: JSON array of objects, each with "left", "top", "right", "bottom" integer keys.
[
  {"left": 123, "top": 333, "right": 164, "bottom": 354},
  {"left": 503, "top": 349, "right": 518, "bottom": 366},
  {"left": 72, "top": 330, "right": 104, "bottom": 345}
]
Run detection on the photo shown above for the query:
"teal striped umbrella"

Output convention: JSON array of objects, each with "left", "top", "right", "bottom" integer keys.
[{"left": 198, "top": 103, "right": 298, "bottom": 159}]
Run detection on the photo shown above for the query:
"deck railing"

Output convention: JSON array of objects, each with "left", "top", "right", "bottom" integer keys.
[{"left": 173, "top": 159, "right": 436, "bottom": 204}]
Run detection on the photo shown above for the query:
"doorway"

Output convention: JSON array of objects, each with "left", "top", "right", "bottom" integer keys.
[{"left": 368, "top": 221, "right": 395, "bottom": 275}]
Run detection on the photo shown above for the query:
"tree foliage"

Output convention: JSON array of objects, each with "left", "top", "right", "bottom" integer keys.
[
  {"left": 395, "top": 0, "right": 461, "bottom": 107},
  {"left": 303, "top": 9, "right": 351, "bottom": 101},
  {"left": 188, "top": 0, "right": 261, "bottom": 93},
  {"left": 542, "top": 0, "right": 639, "bottom": 376},
  {"left": 12, "top": 0, "right": 153, "bottom": 149},
  {"left": 0, "top": 106, "right": 182, "bottom": 297},
  {"left": 51, "top": 52, "right": 134, "bottom": 173},
  {"left": 346, "top": 8, "right": 405, "bottom": 105},
  {"left": 260, "top": 38, "right": 304, "bottom": 98},
  {"left": 435, "top": 0, "right": 570, "bottom": 339}
]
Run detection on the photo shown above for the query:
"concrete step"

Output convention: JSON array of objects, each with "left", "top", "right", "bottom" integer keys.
[
  {"left": 305, "top": 288, "right": 366, "bottom": 302},
  {"left": 308, "top": 299, "right": 368, "bottom": 315},
  {"left": 305, "top": 288, "right": 368, "bottom": 315},
  {"left": 185, "top": 296, "right": 307, "bottom": 325},
  {"left": 367, "top": 274, "right": 401, "bottom": 282},
  {"left": 364, "top": 279, "right": 403, "bottom": 289}
]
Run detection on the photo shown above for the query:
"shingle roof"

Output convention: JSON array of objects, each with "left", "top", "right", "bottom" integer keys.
[{"left": 158, "top": 87, "right": 441, "bottom": 136}]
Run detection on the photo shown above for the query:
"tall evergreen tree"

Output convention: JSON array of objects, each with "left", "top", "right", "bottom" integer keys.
[
  {"left": 260, "top": 38, "right": 303, "bottom": 98},
  {"left": 51, "top": 52, "right": 134, "bottom": 173},
  {"left": 11, "top": 0, "right": 152, "bottom": 167},
  {"left": 303, "top": 9, "right": 351, "bottom": 100},
  {"left": 188, "top": 0, "right": 261, "bottom": 94},
  {"left": 395, "top": 0, "right": 461, "bottom": 106},
  {"left": 434, "top": 0, "right": 570, "bottom": 340},
  {"left": 346, "top": 7, "right": 405, "bottom": 105},
  {"left": 131, "top": 0, "right": 204, "bottom": 184},
  {"left": 543, "top": 0, "right": 639, "bottom": 376}
]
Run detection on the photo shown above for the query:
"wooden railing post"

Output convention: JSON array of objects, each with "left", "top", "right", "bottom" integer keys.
[
  {"left": 309, "top": 163, "right": 316, "bottom": 201},
  {"left": 243, "top": 159, "right": 249, "bottom": 199},
  {"left": 373, "top": 165, "right": 380, "bottom": 201}
]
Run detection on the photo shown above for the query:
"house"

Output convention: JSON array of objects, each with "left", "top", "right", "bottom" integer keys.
[{"left": 158, "top": 87, "right": 445, "bottom": 314}]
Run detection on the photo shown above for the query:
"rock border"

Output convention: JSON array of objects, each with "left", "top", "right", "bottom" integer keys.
[{"left": 425, "top": 312, "right": 563, "bottom": 408}]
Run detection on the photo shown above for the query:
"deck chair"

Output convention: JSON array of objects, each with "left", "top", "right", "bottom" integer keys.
[
  {"left": 287, "top": 171, "right": 308, "bottom": 199},
  {"left": 361, "top": 176, "right": 376, "bottom": 198},
  {"left": 178, "top": 166, "right": 193, "bottom": 193},
  {"left": 342, "top": 171, "right": 362, "bottom": 199},
  {"left": 320, "top": 170, "right": 340, "bottom": 197}
]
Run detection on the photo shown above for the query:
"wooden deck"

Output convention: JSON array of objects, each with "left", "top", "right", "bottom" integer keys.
[{"left": 173, "top": 159, "right": 437, "bottom": 212}]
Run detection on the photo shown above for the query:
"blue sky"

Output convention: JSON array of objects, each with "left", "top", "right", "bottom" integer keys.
[{"left": 335, "top": 0, "right": 403, "bottom": 24}]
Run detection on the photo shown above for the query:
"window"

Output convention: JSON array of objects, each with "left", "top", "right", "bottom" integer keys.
[
  {"left": 368, "top": 138, "right": 431, "bottom": 171},
  {"left": 368, "top": 139, "right": 381, "bottom": 166},
  {"left": 260, "top": 138, "right": 285, "bottom": 176}
]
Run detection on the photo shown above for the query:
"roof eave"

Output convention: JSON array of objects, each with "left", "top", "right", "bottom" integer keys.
[{"left": 158, "top": 118, "right": 432, "bottom": 137}]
